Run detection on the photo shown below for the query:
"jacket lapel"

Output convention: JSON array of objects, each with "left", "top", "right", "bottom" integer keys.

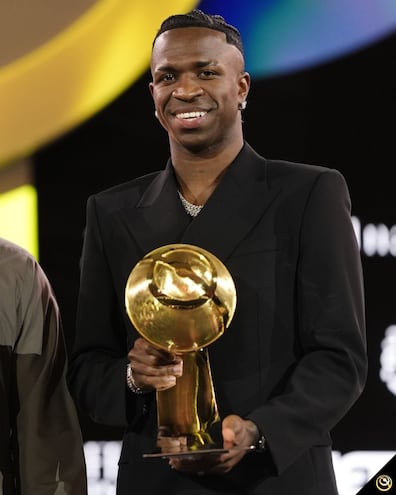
[
  {"left": 120, "top": 142, "right": 281, "bottom": 262},
  {"left": 120, "top": 162, "right": 190, "bottom": 256},
  {"left": 180, "top": 143, "right": 281, "bottom": 262}
]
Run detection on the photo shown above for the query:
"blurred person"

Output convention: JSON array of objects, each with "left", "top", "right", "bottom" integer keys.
[{"left": 0, "top": 237, "right": 87, "bottom": 494}]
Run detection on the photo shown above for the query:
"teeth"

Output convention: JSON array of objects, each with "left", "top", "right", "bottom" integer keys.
[{"left": 176, "top": 111, "right": 206, "bottom": 119}]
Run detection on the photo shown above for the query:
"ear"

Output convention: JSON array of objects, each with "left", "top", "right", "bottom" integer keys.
[{"left": 238, "top": 71, "right": 251, "bottom": 103}]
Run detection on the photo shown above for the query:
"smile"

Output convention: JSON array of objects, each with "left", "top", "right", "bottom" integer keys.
[{"left": 175, "top": 111, "right": 207, "bottom": 119}]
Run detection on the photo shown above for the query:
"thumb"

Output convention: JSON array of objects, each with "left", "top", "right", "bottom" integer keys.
[{"left": 222, "top": 415, "right": 243, "bottom": 449}]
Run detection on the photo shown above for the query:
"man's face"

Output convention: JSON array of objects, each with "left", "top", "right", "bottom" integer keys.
[{"left": 149, "top": 27, "right": 250, "bottom": 153}]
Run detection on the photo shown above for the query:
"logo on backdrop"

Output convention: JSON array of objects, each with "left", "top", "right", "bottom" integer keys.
[
  {"left": 352, "top": 217, "right": 396, "bottom": 257},
  {"left": 380, "top": 326, "right": 396, "bottom": 397}
]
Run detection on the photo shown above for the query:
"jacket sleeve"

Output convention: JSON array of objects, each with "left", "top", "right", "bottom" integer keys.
[
  {"left": 67, "top": 195, "right": 149, "bottom": 428},
  {"left": 247, "top": 169, "right": 367, "bottom": 474},
  {"left": 15, "top": 258, "right": 87, "bottom": 495}
]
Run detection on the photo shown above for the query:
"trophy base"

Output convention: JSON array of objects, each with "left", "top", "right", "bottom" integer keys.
[
  {"left": 143, "top": 446, "right": 229, "bottom": 459},
  {"left": 143, "top": 427, "right": 256, "bottom": 459},
  {"left": 143, "top": 445, "right": 256, "bottom": 459}
]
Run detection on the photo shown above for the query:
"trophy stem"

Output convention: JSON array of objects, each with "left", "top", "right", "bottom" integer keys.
[{"left": 156, "top": 348, "right": 220, "bottom": 452}]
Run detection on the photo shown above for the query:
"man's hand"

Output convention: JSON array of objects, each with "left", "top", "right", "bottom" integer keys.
[
  {"left": 127, "top": 337, "right": 183, "bottom": 392},
  {"left": 168, "top": 414, "right": 260, "bottom": 475}
]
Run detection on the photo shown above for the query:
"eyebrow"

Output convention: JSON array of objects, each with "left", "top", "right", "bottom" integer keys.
[{"left": 155, "top": 60, "right": 219, "bottom": 72}]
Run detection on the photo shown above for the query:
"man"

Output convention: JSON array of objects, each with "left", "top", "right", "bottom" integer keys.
[
  {"left": 68, "top": 9, "right": 367, "bottom": 494},
  {"left": 0, "top": 237, "right": 87, "bottom": 494}
]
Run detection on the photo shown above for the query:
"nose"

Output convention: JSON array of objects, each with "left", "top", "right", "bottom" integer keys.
[{"left": 172, "top": 75, "right": 203, "bottom": 100}]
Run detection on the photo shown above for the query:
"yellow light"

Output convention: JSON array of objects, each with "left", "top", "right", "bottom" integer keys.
[
  {"left": 0, "top": 185, "right": 38, "bottom": 258},
  {"left": 0, "top": 0, "right": 198, "bottom": 167}
]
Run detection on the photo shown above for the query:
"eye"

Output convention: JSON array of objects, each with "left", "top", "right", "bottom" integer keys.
[
  {"left": 155, "top": 72, "right": 175, "bottom": 83},
  {"left": 162, "top": 73, "right": 175, "bottom": 82},
  {"left": 200, "top": 70, "right": 216, "bottom": 78}
]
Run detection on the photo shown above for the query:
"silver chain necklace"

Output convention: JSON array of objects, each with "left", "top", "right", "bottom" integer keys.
[{"left": 178, "top": 190, "right": 204, "bottom": 217}]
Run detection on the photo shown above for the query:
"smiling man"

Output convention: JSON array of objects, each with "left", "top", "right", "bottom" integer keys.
[{"left": 68, "top": 9, "right": 367, "bottom": 495}]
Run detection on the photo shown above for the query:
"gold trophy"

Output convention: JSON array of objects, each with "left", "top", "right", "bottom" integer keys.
[{"left": 125, "top": 243, "right": 236, "bottom": 457}]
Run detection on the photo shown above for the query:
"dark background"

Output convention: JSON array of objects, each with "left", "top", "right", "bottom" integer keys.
[{"left": 34, "top": 30, "right": 396, "bottom": 451}]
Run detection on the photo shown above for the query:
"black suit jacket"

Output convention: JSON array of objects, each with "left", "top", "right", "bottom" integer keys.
[{"left": 69, "top": 142, "right": 367, "bottom": 494}]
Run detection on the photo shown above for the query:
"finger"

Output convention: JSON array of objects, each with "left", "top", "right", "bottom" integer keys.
[
  {"left": 131, "top": 358, "right": 183, "bottom": 379},
  {"left": 129, "top": 340, "right": 183, "bottom": 375},
  {"left": 130, "top": 364, "right": 179, "bottom": 390},
  {"left": 222, "top": 415, "right": 242, "bottom": 449},
  {"left": 129, "top": 338, "right": 182, "bottom": 365}
]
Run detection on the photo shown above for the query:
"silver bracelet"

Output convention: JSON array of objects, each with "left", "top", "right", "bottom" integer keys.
[{"left": 126, "top": 362, "right": 147, "bottom": 395}]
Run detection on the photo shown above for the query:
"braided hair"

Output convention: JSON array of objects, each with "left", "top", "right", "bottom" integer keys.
[{"left": 152, "top": 9, "right": 244, "bottom": 57}]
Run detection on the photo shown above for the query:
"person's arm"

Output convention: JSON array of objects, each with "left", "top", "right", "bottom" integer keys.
[
  {"left": 15, "top": 258, "right": 87, "bottom": 494},
  {"left": 247, "top": 169, "right": 367, "bottom": 474},
  {"left": 68, "top": 195, "right": 148, "bottom": 427}
]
